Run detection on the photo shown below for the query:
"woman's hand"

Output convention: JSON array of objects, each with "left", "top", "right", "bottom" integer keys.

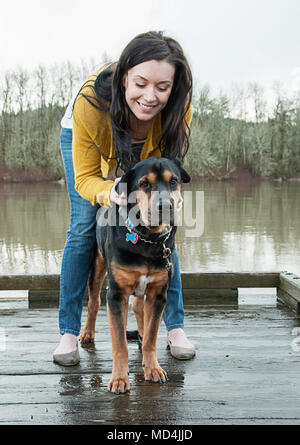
[{"left": 109, "top": 177, "right": 127, "bottom": 206}]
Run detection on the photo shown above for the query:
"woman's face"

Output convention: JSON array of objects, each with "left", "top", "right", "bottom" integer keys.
[{"left": 123, "top": 59, "right": 175, "bottom": 124}]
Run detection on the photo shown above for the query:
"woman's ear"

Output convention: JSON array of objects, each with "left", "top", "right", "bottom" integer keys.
[{"left": 172, "top": 158, "right": 191, "bottom": 183}]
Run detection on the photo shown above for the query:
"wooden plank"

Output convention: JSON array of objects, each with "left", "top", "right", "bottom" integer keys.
[
  {"left": 278, "top": 272, "right": 300, "bottom": 315},
  {"left": 0, "top": 272, "right": 281, "bottom": 307},
  {"left": 0, "top": 272, "right": 280, "bottom": 291},
  {"left": 181, "top": 272, "right": 280, "bottom": 289},
  {"left": 279, "top": 272, "right": 300, "bottom": 301},
  {"left": 28, "top": 290, "right": 59, "bottom": 302},
  {"left": 182, "top": 288, "right": 238, "bottom": 305},
  {"left": 29, "top": 287, "right": 239, "bottom": 304},
  {"left": 0, "top": 275, "right": 60, "bottom": 291},
  {"left": 277, "top": 288, "right": 300, "bottom": 315},
  {"left": 183, "top": 288, "right": 238, "bottom": 297}
]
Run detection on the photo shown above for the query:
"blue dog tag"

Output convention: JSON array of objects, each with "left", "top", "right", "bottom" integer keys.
[{"left": 126, "top": 233, "right": 139, "bottom": 244}]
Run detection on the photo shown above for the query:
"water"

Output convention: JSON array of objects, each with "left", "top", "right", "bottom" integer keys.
[{"left": 0, "top": 179, "right": 300, "bottom": 276}]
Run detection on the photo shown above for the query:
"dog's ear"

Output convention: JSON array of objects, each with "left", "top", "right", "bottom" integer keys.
[
  {"left": 115, "top": 168, "right": 135, "bottom": 195},
  {"left": 172, "top": 158, "right": 191, "bottom": 184}
]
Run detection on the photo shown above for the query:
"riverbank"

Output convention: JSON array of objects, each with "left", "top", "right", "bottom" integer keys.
[
  {"left": 0, "top": 164, "right": 57, "bottom": 183},
  {"left": 191, "top": 166, "right": 300, "bottom": 182},
  {"left": 1, "top": 163, "right": 299, "bottom": 184}
]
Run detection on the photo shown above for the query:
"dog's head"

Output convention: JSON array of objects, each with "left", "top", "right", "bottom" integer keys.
[{"left": 116, "top": 157, "right": 190, "bottom": 233}]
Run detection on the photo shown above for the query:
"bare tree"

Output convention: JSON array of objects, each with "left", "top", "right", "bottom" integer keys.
[
  {"left": 0, "top": 73, "right": 14, "bottom": 164},
  {"left": 13, "top": 68, "right": 29, "bottom": 165},
  {"left": 34, "top": 65, "right": 48, "bottom": 161}
]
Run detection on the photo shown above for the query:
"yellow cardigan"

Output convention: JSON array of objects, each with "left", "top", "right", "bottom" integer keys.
[{"left": 73, "top": 66, "right": 192, "bottom": 207}]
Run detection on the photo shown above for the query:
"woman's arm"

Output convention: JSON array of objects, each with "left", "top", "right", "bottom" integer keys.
[{"left": 72, "top": 93, "right": 115, "bottom": 207}]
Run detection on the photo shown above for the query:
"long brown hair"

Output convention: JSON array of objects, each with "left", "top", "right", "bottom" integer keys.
[{"left": 79, "top": 31, "right": 193, "bottom": 172}]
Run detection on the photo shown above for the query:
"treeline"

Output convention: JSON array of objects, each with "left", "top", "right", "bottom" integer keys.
[
  {"left": 1, "top": 60, "right": 300, "bottom": 180},
  {"left": 0, "top": 58, "right": 105, "bottom": 179},
  {"left": 187, "top": 83, "right": 300, "bottom": 179}
]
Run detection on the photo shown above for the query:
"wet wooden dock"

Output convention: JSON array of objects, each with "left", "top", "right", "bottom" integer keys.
[{"left": 1, "top": 272, "right": 300, "bottom": 425}]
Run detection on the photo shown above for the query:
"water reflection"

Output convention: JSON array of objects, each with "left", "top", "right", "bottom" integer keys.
[
  {"left": 59, "top": 374, "right": 103, "bottom": 397},
  {"left": 177, "top": 179, "right": 300, "bottom": 274},
  {"left": 0, "top": 179, "right": 300, "bottom": 275},
  {"left": 0, "top": 182, "right": 69, "bottom": 274}
]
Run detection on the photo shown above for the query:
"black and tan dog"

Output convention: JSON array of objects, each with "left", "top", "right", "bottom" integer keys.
[{"left": 80, "top": 156, "right": 190, "bottom": 394}]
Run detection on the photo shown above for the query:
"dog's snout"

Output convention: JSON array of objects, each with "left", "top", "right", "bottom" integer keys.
[{"left": 157, "top": 198, "right": 173, "bottom": 212}]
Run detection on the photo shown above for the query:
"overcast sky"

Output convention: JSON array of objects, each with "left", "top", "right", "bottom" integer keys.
[{"left": 2, "top": 0, "right": 300, "bottom": 96}]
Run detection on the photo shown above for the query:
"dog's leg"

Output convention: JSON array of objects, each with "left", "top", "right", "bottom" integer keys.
[
  {"left": 132, "top": 296, "right": 144, "bottom": 339},
  {"left": 107, "top": 290, "right": 130, "bottom": 394},
  {"left": 142, "top": 287, "right": 168, "bottom": 383},
  {"left": 80, "top": 249, "right": 106, "bottom": 345}
]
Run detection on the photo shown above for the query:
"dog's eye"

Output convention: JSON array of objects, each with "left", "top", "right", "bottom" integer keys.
[
  {"left": 140, "top": 180, "right": 151, "bottom": 189},
  {"left": 170, "top": 177, "right": 178, "bottom": 186}
]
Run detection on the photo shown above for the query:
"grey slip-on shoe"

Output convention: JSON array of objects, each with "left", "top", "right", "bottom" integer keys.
[
  {"left": 167, "top": 337, "right": 196, "bottom": 360},
  {"left": 53, "top": 343, "right": 80, "bottom": 366}
]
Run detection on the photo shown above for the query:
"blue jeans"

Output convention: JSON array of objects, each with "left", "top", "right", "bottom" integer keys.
[{"left": 59, "top": 127, "right": 184, "bottom": 336}]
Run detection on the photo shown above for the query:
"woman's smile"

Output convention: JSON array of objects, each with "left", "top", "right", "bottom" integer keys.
[{"left": 137, "top": 101, "right": 158, "bottom": 111}]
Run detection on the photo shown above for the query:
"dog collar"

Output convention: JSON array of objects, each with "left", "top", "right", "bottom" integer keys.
[
  {"left": 118, "top": 206, "right": 173, "bottom": 243},
  {"left": 124, "top": 216, "right": 173, "bottom": 271},
  {"left": 118, "top": 207, "right": 173, "bottom": 270},
  {"left": 125, "top": 216, "right": 173, "bottom": 243}
]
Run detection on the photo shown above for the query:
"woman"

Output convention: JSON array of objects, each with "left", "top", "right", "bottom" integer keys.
[{"left": 53, "top": 31, "right": 195, "bottom": 366}]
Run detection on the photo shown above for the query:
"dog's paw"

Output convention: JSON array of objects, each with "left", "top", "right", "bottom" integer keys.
[
  {"left": 80, "top": 330, "right": 95, "bottom": 345},
  {"left": 144, "top": 365, "right": 168, "bottom": 383},
  {"left": 108, "top": 376, "right": 130, "bottom": 394}
]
